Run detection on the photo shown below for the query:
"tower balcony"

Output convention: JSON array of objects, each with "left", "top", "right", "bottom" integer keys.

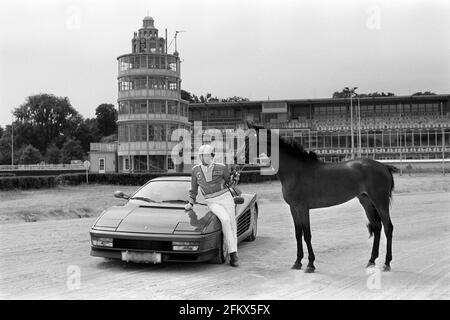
[
  {"left": 118, "top": 68, "right": 179, "bottom": 78},
  {"left": 117, "top": 113, "right": 189, "bottom": 123},
  {"left": 118, "top": 89, "right": 179, "bottom": 101},
  {"left": 117, "top": 141, "right": 180, "bottom": 156}
]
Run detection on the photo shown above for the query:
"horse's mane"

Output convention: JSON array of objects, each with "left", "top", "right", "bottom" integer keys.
[
  {"left": 278, "top": 135, "right": 319, "bottom": 161},
  {"left": 245, "top": 121, "right": 319, "bottom": 162}
]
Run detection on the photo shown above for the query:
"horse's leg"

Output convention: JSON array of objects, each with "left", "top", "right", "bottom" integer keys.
[
  {"left": 358, "top": 194, "right": 382, "bottom": 268},
  {"left": 290, "top": 205, "right": 303, "bottom": 270},
  {"left": 369, "top": 194, "right": 394, "bottom": 272},
  {"left": 380, "top": 214, "right": 394, "bottom": 271},
  {"left": 302, "top": 208, "right": 316, "bottom": 273}
]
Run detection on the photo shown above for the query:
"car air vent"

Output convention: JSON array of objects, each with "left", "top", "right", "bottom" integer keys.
[
  {"left": 237, "top": 210, "right": 251, "bottom": 236},
  {"left": 113, "top": 238, "right": 172, "bottom": 251}
]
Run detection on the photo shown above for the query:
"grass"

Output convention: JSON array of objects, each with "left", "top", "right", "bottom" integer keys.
[{"left": 0, "top": 174, "right": 448, "bottom": 223}]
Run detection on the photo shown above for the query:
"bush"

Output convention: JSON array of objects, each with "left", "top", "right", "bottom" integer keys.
[
  {"left": 56, "top": 172, "right": 191, "bottom": 186},
  {"left": 55, "top": 170, "right": 277, "bottom": 186},
  {"left": 0, "top": 175, "right": 57, "bottom": 190}
]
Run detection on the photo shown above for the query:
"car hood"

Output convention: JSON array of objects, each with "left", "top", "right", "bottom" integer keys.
[{"left": 94, "top": 202, "right": 217, "bottom": 234}]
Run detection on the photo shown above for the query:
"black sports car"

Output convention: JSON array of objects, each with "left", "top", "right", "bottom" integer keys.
[{"left": 90, "top": 176, "right": 258, "bottom": 264}]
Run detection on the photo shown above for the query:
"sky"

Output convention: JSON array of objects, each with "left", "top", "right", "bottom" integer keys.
[{"left": 0, "top": 0, "right": 449, "bottom": 126}]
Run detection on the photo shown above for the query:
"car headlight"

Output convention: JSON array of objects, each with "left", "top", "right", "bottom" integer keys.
[
  {"left": 172, "top": 241, "right": 199, "bottom": 251},
  {"left": 92, "top": 237, "right": 113, "bottom": 247}
]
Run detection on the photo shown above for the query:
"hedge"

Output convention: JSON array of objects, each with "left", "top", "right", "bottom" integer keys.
[
  {"left": 56, "top": 170, "right": 278, "bottom": 186},
  {"left": 0, "top": 170, "right": 279, "bottom": 191},
  {"left": 0, "top": 175, "right": 57, "bottom": 190},
  {"left": 56, "top": 172, "right": 191, "bottom": 186}
]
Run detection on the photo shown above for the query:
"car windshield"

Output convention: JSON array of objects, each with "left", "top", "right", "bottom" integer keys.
[{"left": 131, "top": 180, "right": 207, "bottom": 205}]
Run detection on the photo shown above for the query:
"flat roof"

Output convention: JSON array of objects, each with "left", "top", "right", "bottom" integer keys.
[{"left": 189, "top": 94, "right": 450, "bottom": 109}]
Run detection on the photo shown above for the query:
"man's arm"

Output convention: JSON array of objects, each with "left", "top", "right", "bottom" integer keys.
[{"left": 188, "top": 168, "right": 198, "bottom": 204}]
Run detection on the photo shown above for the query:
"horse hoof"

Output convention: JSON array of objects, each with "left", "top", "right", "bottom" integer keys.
[
  {"left": 382, "top": 264, "right": 391, "bottom": 272},
  {"left": 366, "top": 261, "right": 376, "bottom": 268},
  {"left": 291, "top": 262, "right": 302, "bottom": 270},
  {"left": 304, "top": 266, "right": 315, "bottom": 273}
]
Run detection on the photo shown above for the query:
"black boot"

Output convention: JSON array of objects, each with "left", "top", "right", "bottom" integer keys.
[{"left": 230, "top": 252, "right": 239, "bottom": 267}]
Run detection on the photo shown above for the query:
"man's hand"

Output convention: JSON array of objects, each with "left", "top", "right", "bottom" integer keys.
[{"left": 184, "top": 202, "right": 193, "bottom": 211}]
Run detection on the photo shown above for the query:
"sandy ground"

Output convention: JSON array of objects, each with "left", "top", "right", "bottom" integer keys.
[{"left": 0, "top": 177, "right": 449, "bottom": 299}]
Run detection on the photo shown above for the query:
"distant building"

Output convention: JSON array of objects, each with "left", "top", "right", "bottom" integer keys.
[
  {"left": 189, "top": 94, "right": 450, "bottom": 162},
  {"left": 88, "top": 143, "right": 117, "bottom": 174},
  {"left": 116, "top": 16, "right": 190, "bottom": 173}
]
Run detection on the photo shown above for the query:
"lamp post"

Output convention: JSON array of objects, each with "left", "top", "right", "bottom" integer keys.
[
  {"left": 344, "top": 87, "right": 358, "bottom": 159},
  {"left": 357, "top": 97, "right": 362, "bottom": 158},
  {"left": 11, "top": 117, "right": 14, "bottom": 166}
]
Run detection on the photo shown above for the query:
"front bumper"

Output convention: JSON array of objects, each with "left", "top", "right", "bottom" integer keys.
[{"left": 90, "top": 228, "right": 220, "bottom": 263}]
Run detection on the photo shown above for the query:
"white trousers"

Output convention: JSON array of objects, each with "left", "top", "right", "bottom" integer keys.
[{"left": 204, "top": 191, "right": 238, "bottom": 254}]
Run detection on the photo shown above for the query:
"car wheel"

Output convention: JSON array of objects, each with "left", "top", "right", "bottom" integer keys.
[
  {"left": 244, "top": 204, "right": 258, "bottom": 242},
  {"left": 208, "top": 233, "right": 226, "bottom": 264}
]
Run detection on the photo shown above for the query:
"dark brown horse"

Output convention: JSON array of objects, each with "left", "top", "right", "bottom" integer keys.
[{"left": 246, "top": 122, "right": 396, "bottom": 273}]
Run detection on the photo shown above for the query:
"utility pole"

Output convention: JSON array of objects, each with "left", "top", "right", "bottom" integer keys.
[
  {"left": 11, "top": 118, "right": 14, "bottom": 166},
  {"left": 357, "top": 98, "right": 362, "bottom": 158},
  {"left": 344, "top": 87, "right": 358, "bottom": 159}
]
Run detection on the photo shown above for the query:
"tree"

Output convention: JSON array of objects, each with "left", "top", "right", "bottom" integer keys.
[
  {"left": 100, "top": 133, "right": 118, "bottom": 143},
  {"left": 73, "top": 117, "right": 101, "bottom": 154},
  {"left": 60, "top": 139, "right": 84, "bottom": 163},
  {"left": 332, "top": 89, "right": 396, "bottom": 98},
  {"left": 221, "top": 96, "right": 249, "bottom": 102},
  {"left": 0, "top": 125, "right": 21, "bottom": 165},
  {"left": 45, "top": 144, "right": 62, "bottom": 164},
  {"left": 13, "top": 94, "right": 80, "bottom": 153},
  {"left": 412, "top": 91, "right": 436, "bottom": 96},
  {"left": 181, "top": 89, "right": 194, "bottom": 102},
  {"left": 19, "top": 145, "right": 42, "bottom": 164},
  {"left": 95, "top": 104, "right": 117, "bottom": 137},
  {"left": 0, "top": 125, "right": 3, "bottom": 139}
]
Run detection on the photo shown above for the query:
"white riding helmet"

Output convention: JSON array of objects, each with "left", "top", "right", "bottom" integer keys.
[{"left": 198, "top": 144, "right": 215, "bottom": 157}]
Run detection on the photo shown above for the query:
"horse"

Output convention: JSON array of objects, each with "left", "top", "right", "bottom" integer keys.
[{"left": 245, "top": 121, "right": 396, "bottom": 273}]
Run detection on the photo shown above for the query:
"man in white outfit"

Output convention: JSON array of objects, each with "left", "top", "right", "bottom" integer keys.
[{"left": 184, "top": 144, "right": 239, "bottom": 267}]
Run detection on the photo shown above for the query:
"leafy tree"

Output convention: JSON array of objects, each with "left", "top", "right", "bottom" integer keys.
[
  {"left": 412, "top": 91, "right": 436, "bottom": 96},
  {"left": 332, "top": 89, "right": 396, "bottom": 98},
  {"left": 19, "top": 145, "right": 42, "bottom": 164},
  {"left": 100, "top": 133, "right": 118, "bottom": 143},
  {"left": 73, "top": 117, "right": 101, "bottom": 154},
  {"left": 0, "top": 125, "right": 3, "bottom": 139},
  {"left": 181, "top": 89, "right": 194, "bottom": 102},
  {"left": 60, "top": 139, "right": 85, "bottom": 163},
  {"left": 45, "top": 144, "right": 62, "bottom": 164},
  {"left": 13, "top": 94, "right": 80, "bottom": 153},
  {"left": 95, "top": 104, "right": 117, "bottom": 137},
  {"left": 0, "top": 125, "right": 21, "bottom": 165},
  {"left": 221, "top": 96, "right": 249, "bottom": 102}
]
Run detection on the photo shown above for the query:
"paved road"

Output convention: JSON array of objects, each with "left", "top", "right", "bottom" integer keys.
[{"left": 0, "top": 191, "right": 449, "bottom": 299}]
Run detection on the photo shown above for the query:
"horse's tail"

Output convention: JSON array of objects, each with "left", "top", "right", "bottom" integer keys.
[{"left": 383, "top": 164, "right": 397, "bottom": 204}]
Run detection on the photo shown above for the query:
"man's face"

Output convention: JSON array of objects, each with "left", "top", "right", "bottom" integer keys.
[{"left": 200, "top": 153, "right": 213, "bottom": 165}]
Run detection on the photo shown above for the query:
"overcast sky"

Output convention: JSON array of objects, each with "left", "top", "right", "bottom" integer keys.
[{"left": 0, "top": 0, "right": 449, "bottom": 126}]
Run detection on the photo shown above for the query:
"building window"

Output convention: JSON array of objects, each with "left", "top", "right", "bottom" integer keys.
[
  {"left": 168, "top": 101, "right": 177, "bottom": 114},
  {"left": 99, "top": 158, "right": 105, "bottom": 173},
  {"left": 168, "top": 157, "right": 174, "bottom": 170},
  {"left": 169, "top": 81, "right": 178, "bottom": 91}
]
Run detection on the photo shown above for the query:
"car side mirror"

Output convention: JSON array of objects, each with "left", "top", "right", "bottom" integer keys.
[
  {"left": 114, "top": 191, "right": 130, "bottom": 200},
  {"left": 233, "top": 196, "right": 245, "bottom": 205}
]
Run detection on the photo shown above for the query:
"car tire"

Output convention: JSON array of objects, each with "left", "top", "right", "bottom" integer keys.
[
  {"left": 208, "top": 233, "right": 226, "bottom": 264},
  {"left": 244, "top": 204, "right": 258, "bottom": 242}
]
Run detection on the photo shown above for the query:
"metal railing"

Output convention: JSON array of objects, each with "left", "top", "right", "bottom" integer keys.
[{"left": 0, "top": 164, "right": 85, "bottom": 171}]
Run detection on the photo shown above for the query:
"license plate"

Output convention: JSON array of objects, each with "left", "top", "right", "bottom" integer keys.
[{"left": 121, "top": 251, "right": 162, "bottom": 264}]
